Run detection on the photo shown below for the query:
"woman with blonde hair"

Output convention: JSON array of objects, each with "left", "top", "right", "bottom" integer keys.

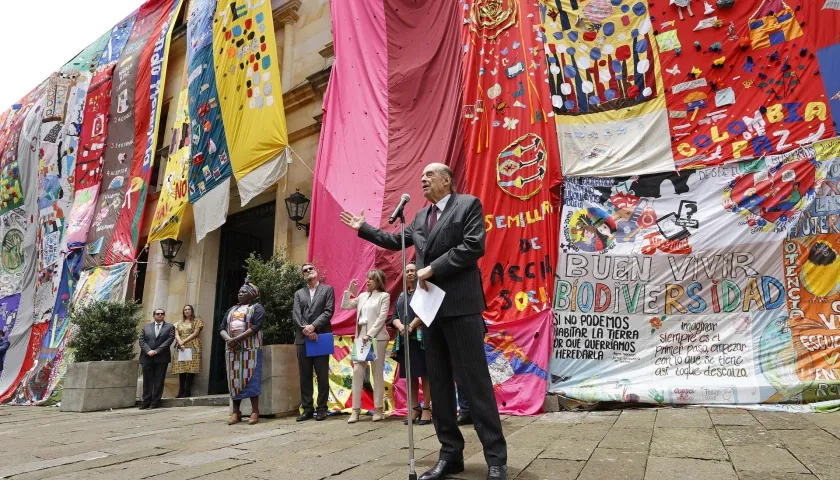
[
  {"left": 341, "top": 269, "right": 390, "bottom": 423},
  {"left": 173, "top": 305, "right": 203, "bottom": 398}
]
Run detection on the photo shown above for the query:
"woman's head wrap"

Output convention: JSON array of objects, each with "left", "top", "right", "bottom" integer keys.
[{"left": 241, "top": 278, "right": 260, "bottom": 299}]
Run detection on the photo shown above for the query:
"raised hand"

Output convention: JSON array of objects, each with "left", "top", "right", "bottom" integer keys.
[
  {"left": 339, "top": 210, "right": 365, "bottom": 230},
  {"left": 348, "top": 278, "right": 359, "bottom": 296}
]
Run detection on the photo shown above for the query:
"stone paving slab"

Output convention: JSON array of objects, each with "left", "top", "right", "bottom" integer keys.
[{"left": 2, "top": 406, "right": 840, "bottom": 479}]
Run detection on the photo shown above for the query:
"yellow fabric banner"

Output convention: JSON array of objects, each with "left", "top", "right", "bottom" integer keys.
[
  {"left": 213, "top": 0, "right": 288, "bottom": 180},
  {"left": 148, "top": 88, "right": 190, "bottom": 243}
]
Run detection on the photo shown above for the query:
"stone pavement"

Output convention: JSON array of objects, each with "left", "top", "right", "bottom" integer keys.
[{"left": 2, "top": 405, "right": 840, "bottom": 479}]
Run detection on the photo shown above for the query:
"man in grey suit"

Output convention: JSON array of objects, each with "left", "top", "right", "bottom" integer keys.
[
  {"left": 138, "top": 309, "right": 175, "bottom": 409},
  {"left": 341, "top": 163, "right": 507, "bottom": 480},
  {"left": 292, "top": 263, "right": 335, "bottom": 422}
]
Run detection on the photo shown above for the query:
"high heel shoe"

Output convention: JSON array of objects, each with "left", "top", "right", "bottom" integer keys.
[
  {"left": 228, "top": 412, "right": 242, "bottom": 425},
  {"left": 348, "top": 408, "right": 360, "bottom": 424},
  {"left": 372, "top": 407, "right": 384, "bottom": 422},
  {"left": 404, "top": 406, "right": 422, "bottom": 425},
  {"left": 419, "top": 406, "right": 432, "bottom": 426}
]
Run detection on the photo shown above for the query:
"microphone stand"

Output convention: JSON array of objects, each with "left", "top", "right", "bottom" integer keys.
[{"left": 398, "top": 211, "right": 417, "bottom": 480}]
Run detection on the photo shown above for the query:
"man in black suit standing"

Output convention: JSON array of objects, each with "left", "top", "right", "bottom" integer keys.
[
  {"left": 340, "top": 163, "right": 507, "bottom": 480},
  {"left": 292, "top": 263, "right": 335, "bottom": 422},
  {"left": 138, "top": 309, "right": 175, "bottom": 409}
]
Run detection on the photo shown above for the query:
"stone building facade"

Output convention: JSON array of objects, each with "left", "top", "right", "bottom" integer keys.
[{"left": 137, "top": 0, "right": 329, "bottom": 396}]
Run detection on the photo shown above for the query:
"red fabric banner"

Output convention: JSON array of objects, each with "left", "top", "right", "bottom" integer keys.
[
  {"left": 656, "top": 0, "right": 835, "bottom": 168},
  {"left": 461, "top": 0, "right": 562, "bottom": 323},
  {"left": 75, "top": 66, "right": 114, "bottom": 190}
]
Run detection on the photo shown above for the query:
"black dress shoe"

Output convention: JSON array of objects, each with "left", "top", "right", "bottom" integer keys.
[
  {"left": 138, "top": 405, "right": 150, "bottom": 410},
  {"left": 315, "top": 411, "right": 327, "bottom": 421},
  {"left": 296, "top": 411, "right": 314, "bottom": 422},
  {"left": 487, "top": 465, "right": 507, "bottom": 480},
  {"left": 418, "top": 460, "right": 465, "bottom": 480},
  {"left": 456, "top": 415, "right": 473, "bottom": 426}
]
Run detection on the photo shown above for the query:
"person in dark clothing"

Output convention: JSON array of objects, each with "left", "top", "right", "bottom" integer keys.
[{"left": 391, "top": 261, "right": 432, "bottom": 426}]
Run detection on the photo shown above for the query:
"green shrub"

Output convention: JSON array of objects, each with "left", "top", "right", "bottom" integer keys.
[
  {"left": 67, "top": 300, "right": 142, "bottom": 362},
  {"left": 245, "top": 249, "right": 304, "bottom": 345}
]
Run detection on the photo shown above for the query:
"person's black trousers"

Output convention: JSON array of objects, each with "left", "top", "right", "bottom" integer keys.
[
  {"left": 424, "top": 313, "right": 507, "bottom": 466},
  {"left": 295, "top": 344, "right": 330, "bottom": 413},
  {"left": 141, "top": 362, "right": 168, "bottom": 407}
]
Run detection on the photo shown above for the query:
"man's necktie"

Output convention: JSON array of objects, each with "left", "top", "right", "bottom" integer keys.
[
  {"left": 155, "top": 323, "right": 161, "bottom": 337},
  {"left": 428, "top": 205, "right": 439, "bottom": 232}
]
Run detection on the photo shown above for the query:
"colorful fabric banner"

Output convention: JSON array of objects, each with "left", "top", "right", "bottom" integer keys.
[
  {"left": 312, "top": 335, "right": 399, "bottom": 415},
  {"left": 65, "top": 186, "right": 99, "bottom": 248},
  {"left": 72, "top": 262, "right": 134, "bottom": 308},
  {"left": 73, "top": 13, "right": 136, "bottom": 191},
  {"left": 543, "top": 0, "right": 673, "bottom": 176},
  {"left": 148, "top": 87, "right": 190, "bottom": 243},
  {"left": 462, "top": 0, "right": 562, "bottom": 323},
  {"left": 84, "top": 0, "right": 180, "bottom": 268},
  {"left": 109, "top": 0, "right": 182, "bottom": 264},
  {"left": 0, "top": 89, "right": 45, "bottom": 400},
  {"left": 655, "top": 0, "right": 834, "bottom": 170},
  {"left": 485, "top": 310, "right": 551, "bottom": 414},
  {"left": 6, "top": 251, "right": 82, "bottom": 405},
  {"left": 34, "top": 73, "right": 75, "bottom": 325},
  {"left": 74, "top": 65, "right": 115, "bottom": 190},
  {"left": 310, "top": 0, "right": 388, "bottom": 334},
  {"left": 186, "top": 0, "right": 233, "bottom": 203},
  {"left": 550, "top": 142, "right": 836, "bottom": 405},
  {"left": 212, "top": 0, "right": 289, "bottom": 201},
  {"left": 61, "top": 31, "right": 111, "bottom": 73}
]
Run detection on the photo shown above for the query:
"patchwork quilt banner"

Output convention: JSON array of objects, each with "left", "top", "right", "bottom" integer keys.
[
  {"left": 654, "top": 0, "right": 835, "bottom": 170},
  {"left": 148, "top": 87, "right": 190, "bottom": 243},
  {"left": 74, "top": 65, "right": 115, "bottom": 190},
  {"left": 543, "top": 0, "right": 673, "bottom": 176},
  {"left": 34, "top": 73, "right": 76, "bottom": 325},
  {"left": 186, "top": 0, "right": 233, "bottom": 204},
  {"left": 84, "top": 0, "right": 179, "bottom": 268},
  {"left": 0, "top": 89, "right": 45, "bottom": 400},
  {"left": 6, "top": 251, "right": 82, "bottom": 405},
  {"left": 212, "top": 0, "right": 289, "bottom": 196},
  {"left": 550, "top": 141, "right": 840, "bottom": 405},
  {"left": 462, "top": 0, "right": 562, "bottom": 323}
]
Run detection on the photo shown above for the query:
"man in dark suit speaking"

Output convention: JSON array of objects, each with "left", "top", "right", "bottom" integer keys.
[
  {"left": 138, "top": 309, "right": 175, "bottom": 409},
  {"left": 340, "top": 163, "right": 507, "bottom": 480}
]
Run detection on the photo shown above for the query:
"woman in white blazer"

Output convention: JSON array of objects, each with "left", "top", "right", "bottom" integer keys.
[{"left": 341, "top": 269, "right": 391, "bottom": 423}]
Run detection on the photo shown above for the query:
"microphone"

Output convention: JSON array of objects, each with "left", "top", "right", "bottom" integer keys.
[{"left": 388, "top": 193, "right": 411, "bottom": 224}]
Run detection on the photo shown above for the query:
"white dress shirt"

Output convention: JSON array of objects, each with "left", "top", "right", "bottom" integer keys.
[
  {"left": 308, "top": 282, "right": 320, "bottom": 301},
  {"left": 433, "top": 194, "right": 451, "bottom": 219}
]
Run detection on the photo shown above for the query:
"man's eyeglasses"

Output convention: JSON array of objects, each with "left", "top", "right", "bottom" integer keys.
[
  {"left": 154, "top": 312, "right": 165, "bottom": 316},
  {"left": 302, "top": 267, "right": 314, "bottom": 273}
]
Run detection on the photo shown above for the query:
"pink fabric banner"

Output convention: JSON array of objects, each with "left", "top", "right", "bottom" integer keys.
[{"left": 310, "top": 0, "right": 387, "bottom": 335}]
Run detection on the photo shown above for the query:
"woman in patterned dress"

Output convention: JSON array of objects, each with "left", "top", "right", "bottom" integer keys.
[
  {"left": 173, "top": 305, "right": 203, "bottom": 398},
  {"left": 219, "top": 280, "right": 265, "bottom": 425}
]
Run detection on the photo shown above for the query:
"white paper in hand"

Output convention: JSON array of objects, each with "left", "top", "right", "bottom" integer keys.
[
  {"left": 178, "top": 348, "right": 193, "bottom": 362},
  {"left": 410, "top": 281, "right": 446, "bottom": 327},
  {"left": 355, "top": 337, "right": 372, "bottom": 360}
]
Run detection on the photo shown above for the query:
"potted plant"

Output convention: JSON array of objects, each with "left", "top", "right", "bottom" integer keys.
[
  {"left": 60, "top": 300, "right": 142, "bottom": 412},
  {"left": 235, "top": 248, "right": 304, "bottom": 416}
]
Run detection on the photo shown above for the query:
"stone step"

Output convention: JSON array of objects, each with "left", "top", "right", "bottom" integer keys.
[{"left": 143, "top": 395, "right": 230, "bottom": 408}]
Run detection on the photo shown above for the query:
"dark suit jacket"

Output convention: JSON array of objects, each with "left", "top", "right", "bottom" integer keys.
[
  {"left": 292, "top": 284, "right": 335, "bottom": 345},
  {"left": 138, "top": 321, "right": 175, "bottom": 364},
  {"left": 359, "top": 192, "right": 487, "bottom": 317}
]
